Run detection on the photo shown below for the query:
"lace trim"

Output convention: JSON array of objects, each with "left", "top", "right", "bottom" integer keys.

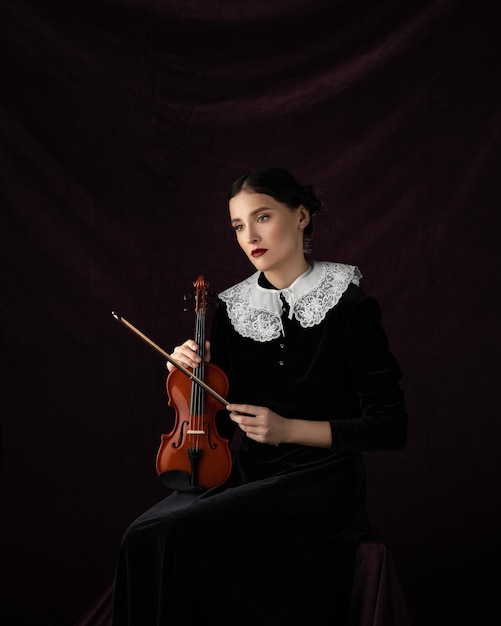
[{"left": 219, "top": 262, "right": 361, "bottom": 342}]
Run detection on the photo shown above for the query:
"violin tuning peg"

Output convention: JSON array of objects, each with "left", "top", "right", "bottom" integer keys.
[{"left": 183, "top": 294, "right": 194, "bottom": 301}]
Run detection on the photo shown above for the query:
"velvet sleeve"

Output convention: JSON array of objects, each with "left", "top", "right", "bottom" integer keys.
[{"left": 330, "top": 293, "right": 409, "bottom": 452}]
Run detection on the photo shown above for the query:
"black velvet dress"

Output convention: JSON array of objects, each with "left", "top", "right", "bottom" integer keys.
[{"left": 111, "top": 262, "right": 408, "bottom": 626}]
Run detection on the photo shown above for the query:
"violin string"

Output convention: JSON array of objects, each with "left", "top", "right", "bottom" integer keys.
[
  {"left": 191, "top": 305, "right": 205, "bottom": 450},
  {"left": 190, "top": 311, "right": 199, "bottom": 448},
  {"left": 196, "top": 309, "right": 203, "bottom": 448}
]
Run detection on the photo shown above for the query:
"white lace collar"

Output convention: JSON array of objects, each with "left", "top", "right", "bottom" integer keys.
[{"left": 218, "top": 261, "right": 361, "bottom": 342}]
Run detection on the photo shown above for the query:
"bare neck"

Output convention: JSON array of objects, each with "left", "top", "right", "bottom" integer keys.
[{"left": 263, "top": 259, "right": 310, "bottom": 290}]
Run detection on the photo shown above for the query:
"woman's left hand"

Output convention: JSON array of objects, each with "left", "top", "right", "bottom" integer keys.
[{"left": 226, "top": 403, "right": 287, "bottom": 446}]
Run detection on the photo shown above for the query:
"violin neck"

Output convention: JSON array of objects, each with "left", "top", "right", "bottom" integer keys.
[
  {"left": 190, "top": 309, "right": 206, "bottom": 414},
  {"left": 194, "top": 309, "right": 206, "bottom": 365}
]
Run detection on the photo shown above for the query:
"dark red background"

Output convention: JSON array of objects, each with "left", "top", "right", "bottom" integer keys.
[{"left": 1, "top": 2, "right": 500, "bottom": 625}]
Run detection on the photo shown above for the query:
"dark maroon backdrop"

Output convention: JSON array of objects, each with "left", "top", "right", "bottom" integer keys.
[{"left": 1, "top": 1, "right": 500, "bottom": 625}]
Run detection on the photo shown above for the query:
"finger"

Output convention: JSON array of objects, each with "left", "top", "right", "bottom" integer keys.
[
  {"left": 227, "top": 403, "right": 259, "bottom": 416},
  {"left": 168, "top": 341, "right": 201, "bottom": 370},
  {"left": 231, "top": 414, "right": 257, "bottom": 428},
  {"left": 181, "top": 340, "right": 200, "bottom": 354}
]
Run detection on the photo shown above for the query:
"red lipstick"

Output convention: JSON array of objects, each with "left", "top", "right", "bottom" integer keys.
[{"left": 251, "top": 248, "right": 267, "bottom": 257}]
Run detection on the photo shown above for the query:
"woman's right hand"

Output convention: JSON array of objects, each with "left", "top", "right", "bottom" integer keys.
[{"left": 167, "top": 339, "right": 211, "bottom": 372}]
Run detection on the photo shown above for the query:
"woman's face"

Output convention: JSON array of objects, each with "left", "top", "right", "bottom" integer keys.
[{"left": 229, "top": 190, "right": 309, "bottom": 277}]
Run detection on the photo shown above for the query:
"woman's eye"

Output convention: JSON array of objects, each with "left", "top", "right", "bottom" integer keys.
[
  {"left": 257, "top": 214, "right": 269, "bottom": 222},
  {"left": 233, "top": 224, "right": 243, "bottom": 232}
]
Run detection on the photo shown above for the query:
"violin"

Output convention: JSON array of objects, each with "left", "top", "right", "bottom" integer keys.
[
  {"left": 156, "top": 276, "right": 232, "bottom": 491},
  {"left": 112, "top": 275, "right": 232, "bottom": 492}
]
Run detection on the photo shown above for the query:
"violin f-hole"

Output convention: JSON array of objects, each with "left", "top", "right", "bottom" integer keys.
[{"left": 172, "top": 421, "right": 189, "bottom": 449}]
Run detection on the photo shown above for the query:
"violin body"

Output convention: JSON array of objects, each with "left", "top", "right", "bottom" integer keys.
[
  {"left": 155, "top": 275, "right": 232, "bottom": 492},
  {"left": 156, "top": 364, "right": 231, "bottom": 491}
]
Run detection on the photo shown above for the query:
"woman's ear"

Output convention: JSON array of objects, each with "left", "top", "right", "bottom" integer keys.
[{"left": 298, "top": 205, "right": 311, "bottom": 230}]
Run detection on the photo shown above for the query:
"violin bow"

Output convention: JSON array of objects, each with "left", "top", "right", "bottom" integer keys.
[{"left": 111, "top": 312, "right": 229, "bottom": 407}]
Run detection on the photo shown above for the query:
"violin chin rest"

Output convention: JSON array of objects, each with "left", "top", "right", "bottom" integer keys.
[{"left": 158, "top": 470, "right": 205, "bottom": 493}]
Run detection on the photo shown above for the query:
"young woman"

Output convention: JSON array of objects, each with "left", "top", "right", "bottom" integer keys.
[{"left": 111, "top": 167, "right": 408, "bottom": 626}]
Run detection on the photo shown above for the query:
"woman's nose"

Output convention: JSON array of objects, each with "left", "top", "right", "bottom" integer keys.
[{"left": 246, "top": 227, "right": 259, "bottom": 243}]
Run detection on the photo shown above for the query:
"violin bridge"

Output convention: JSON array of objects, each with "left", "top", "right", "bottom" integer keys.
[{"left": 186, "top": 429, "right": 205, "bottom": 434}]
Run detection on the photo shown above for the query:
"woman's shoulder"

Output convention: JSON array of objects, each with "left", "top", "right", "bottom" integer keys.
[
  {"left": 338, "top": 281, "right": 374, "bottom": 308},
  {"left": 312, "top": 261, "right": 380, "bottom": 313},
  {"left": 313, "top": 261, "right": 362, "bottom": 291}
]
